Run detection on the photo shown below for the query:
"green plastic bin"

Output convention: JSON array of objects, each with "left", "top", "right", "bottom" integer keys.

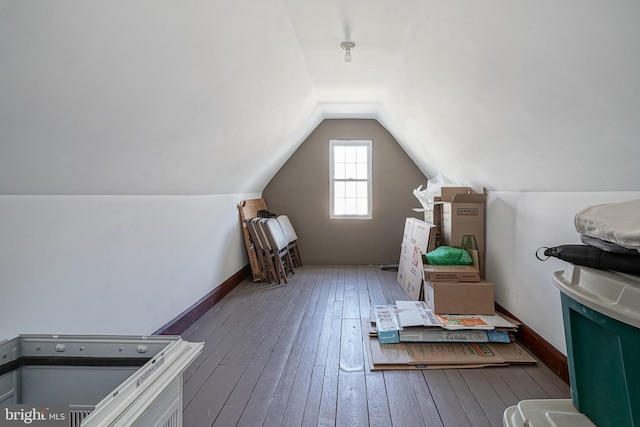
[{"left": 553, "top": 264, "right": 640, "bottom": 427}]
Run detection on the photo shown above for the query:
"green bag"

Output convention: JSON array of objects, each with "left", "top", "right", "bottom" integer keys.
[{"left": 424, "top": 246, "right": 473, "bottom": 265}]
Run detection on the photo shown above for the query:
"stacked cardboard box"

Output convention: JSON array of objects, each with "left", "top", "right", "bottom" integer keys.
[
  {"left": 422, "top": 187, "right": 492, "bottom": 315},
  {"left": 401, "top": 187, "right": 495, "bottom": 314},
  {"left": 384, "top": 188, "right": 534, "bottom": 369},
  {"left": 423, "top": 248, "right": 495, "bottom": 315}
]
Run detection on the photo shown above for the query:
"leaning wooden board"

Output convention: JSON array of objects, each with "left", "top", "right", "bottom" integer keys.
[{"left": 238, "top": 198, "right": 267, "bottom": 281}]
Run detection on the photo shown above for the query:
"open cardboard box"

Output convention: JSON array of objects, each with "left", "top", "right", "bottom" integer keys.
[
  {"left": 423, "top": 248, "right": 480, "bottom": 282},
  {"left": 438, "top": 187, "right": 486, "bottom": 278},
  {"left": 423, "top": 249, "right": 494, "bottom": 315}
]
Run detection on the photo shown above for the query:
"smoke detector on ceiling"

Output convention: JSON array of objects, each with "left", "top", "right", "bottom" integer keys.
[{"left": 340, "top": 41, "right": 356, "bottom": 63}]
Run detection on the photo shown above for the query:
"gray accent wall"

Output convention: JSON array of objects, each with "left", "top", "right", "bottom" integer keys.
[{"left": 263, "top": 119, "right": 427, "bottom": 265}]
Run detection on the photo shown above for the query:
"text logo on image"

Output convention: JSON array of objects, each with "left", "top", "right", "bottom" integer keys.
[{"left": 1, "top": 406, "right": 68, "bottom": 426}]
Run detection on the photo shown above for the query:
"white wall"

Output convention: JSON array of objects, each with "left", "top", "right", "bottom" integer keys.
[
  {"left": 486, "top": 191, "right": 640, "bottom": 354},
  {"left": 383, "top": 1, "right": 640, "bottom": 192},
  {"left": 0, "top": 0, "right": 317, "bottom": 196},
  {"left": 0, "top": 193, "right": 258, "bottom": 339}
]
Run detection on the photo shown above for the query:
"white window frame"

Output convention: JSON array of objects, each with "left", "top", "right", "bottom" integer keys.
[{"left": 329, "top": 139, "right": 373, "bottom": 219}]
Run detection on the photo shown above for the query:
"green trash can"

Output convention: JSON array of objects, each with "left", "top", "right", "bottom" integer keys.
[{"left": 553, "top": 263, "right": 640, "bottom": 427}]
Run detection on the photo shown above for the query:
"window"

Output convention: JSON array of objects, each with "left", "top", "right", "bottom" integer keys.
[{"left": 329, "top": 140, "right": 372, "bottom": 219}]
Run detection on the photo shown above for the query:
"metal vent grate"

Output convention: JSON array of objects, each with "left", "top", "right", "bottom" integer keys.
[
  {"left": 69, "top": 406, "right": 94, "bottom": 427},
  {"left": 161, "top": 408, "right": 179, "bottom": 427}
]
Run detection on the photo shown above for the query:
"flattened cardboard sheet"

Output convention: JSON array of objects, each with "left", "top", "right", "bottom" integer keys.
[
  {"left": 367, "top": 336, "right": 535, "bottom": 366},
  {"left": 362, "top": 329, "right": 515, "bottom": 371},
  {"left": 397, "top": 218, "right": 435, "bottom": 300},
  {"left": 362, "top": 319, "right": 535, "bottom": 370}
]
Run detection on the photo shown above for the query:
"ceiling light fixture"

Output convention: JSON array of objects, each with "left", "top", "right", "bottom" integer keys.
[{"left": 340, "top": 41, "right": 355, "bottom": 63}]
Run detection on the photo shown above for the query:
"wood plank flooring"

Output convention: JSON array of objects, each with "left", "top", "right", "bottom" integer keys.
[{"left": 180, "top": 265, "right": 569, "bottom": 427}]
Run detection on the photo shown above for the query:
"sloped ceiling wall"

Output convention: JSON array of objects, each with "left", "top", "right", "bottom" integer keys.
[
  {"left": 382, "top": 1, "right": 640, "bottom": 191},
  {"left": 1, "top": 1, "right": 639, "bottom": 195},
  {"left": 0, "top": 0, "right": 319, "bottom": 195}
]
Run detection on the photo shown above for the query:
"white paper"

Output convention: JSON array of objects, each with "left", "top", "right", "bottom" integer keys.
[
  {"left": 396, "top": 300, "right": 429, "bottom": 310},
  {"left": 373, "top": 305, "right": 401, "bottom": 332},
  {"left": 396, "top": 304, "right": 441, "bottom": 328}
]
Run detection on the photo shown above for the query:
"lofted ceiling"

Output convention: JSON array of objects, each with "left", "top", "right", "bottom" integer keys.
[{"left": 1, "top": 1, "right": 639, "bottom": 195}]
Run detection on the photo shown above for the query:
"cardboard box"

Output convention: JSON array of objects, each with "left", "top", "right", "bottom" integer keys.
[
  {"left": 397, "top": 218, "right": 435, "bottom": 300},
  {"left": 424, "top": 280, "right": 495, "bottom": 315},
  {"left": 439, "top": 187, "right": 476, "bottom": 202},
  {"left": 440, "top": 189, "right": 486, "bottom": 278},
  {"left": 423, "top": 265, "right": 480, "bottom": 282},
  {"left": 423, "top": 248, "right": 480, "bottom": 282}
]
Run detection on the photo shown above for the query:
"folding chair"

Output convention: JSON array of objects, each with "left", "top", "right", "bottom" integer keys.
[
  {"left": 260, "top": 218, "right": 295, "bottom": 284},
  {"left": 276, "top": 215, "right": 302, "bottom": 267},
  {"left": 247, "top": 218, "right": 277, "bottom": 283}
]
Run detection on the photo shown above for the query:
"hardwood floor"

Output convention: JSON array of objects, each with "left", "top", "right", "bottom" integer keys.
[{"left": 180, "top": 265, "right": 569, "bottom": 427}]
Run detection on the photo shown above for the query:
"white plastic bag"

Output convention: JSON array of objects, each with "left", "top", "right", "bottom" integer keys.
[{"left": 413, "top": 173, "right": 457, "bottom": 210}]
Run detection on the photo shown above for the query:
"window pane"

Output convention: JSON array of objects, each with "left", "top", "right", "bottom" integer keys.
[
  {"left": 356, "top": 146, "right": 368, "bottom": 163},
  {"left": 345, "top": 181, "right": 357, "bottom": 198},
  {"left": 334, "top": 198, "right": 346, "bottom": 215},
  {"left": 345, "top": 146, "right": 356, "bottom": 163},
  {"left": 345, "top": 198, "right": 357, "bottom": 214},
  {"left": 356, "top": 163, "right": 367, "bottom": 179},
  {"left": 334, "top": 146, "right": 346, "bottom": 163},
  {"left": 334, "top": 162, "right": 345, "bottom": 179},
  {"left": 356, "top": 198, "right": 368, "bottom": 215},
  {"left": 345, "top": 163, "right": 357, "bottom": 179},
  {"left": 356, "top": 181, "right": 367, "bottom": 197},
  {"left": 334, "top": 181, "right": 345, "bottom": 198}
]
